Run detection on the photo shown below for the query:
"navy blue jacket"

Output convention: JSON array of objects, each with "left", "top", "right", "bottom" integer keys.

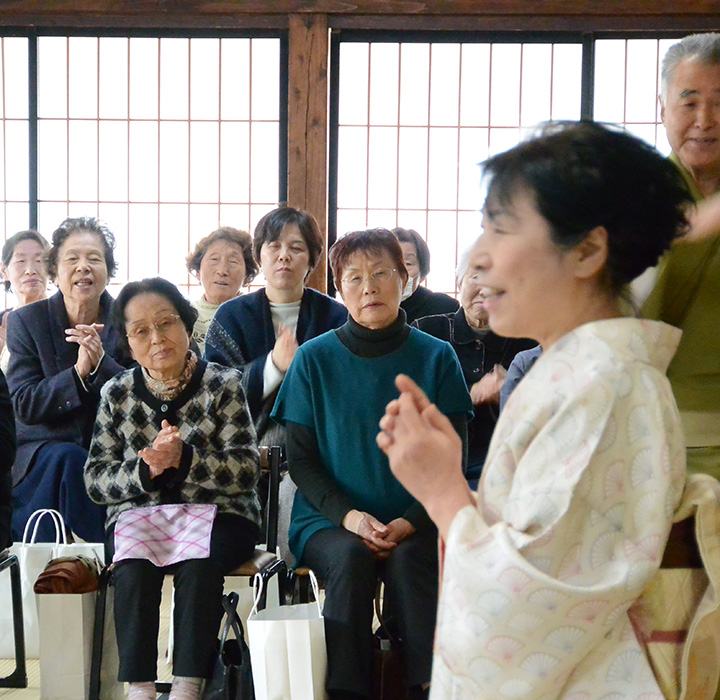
[
  {"left": 204, "top": 287, "right": 347, "bottom": 424},
  {"left": 6, "top": 290, "right": 128, "bottom": 486},
  {"left": 414, "top": 309, "right": 536, "bottom": 479}
]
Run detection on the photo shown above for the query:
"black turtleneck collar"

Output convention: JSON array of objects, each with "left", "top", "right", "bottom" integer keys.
[{"left": 335, "top": 308, "right": 411, "bottom": 358}]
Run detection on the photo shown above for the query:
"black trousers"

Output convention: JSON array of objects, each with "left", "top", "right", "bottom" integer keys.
[
  {"left": 107, "top": 512, "right": 258, "bottom": 682},
  {"left": 302, "top": 525, "right": 438, "bottom": 698}
]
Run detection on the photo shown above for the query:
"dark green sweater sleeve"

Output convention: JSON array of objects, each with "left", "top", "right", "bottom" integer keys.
[{"left": 285, "top": 420, "right": 356, "bottom": 527}]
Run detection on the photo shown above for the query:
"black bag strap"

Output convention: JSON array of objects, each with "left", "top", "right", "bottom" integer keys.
[
  {"left": 374, "top": 581, "right": 400, "bottom": 649},
  {"left": 219, "top": 592, "right": 247, "bottom": 649}
]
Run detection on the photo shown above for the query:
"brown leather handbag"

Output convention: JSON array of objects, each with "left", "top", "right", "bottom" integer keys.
[{"left": 33, "top": 555, "right": 101, "bottom": 594}]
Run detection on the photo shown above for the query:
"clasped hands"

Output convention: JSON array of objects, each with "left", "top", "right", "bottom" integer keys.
[
  {"left": 65, "top": 323, "right": 105, "bottom": 379},
  {"left": 342, "top": 509, "right": 415, "bottom": 560},
  {"left": 139, "top": 419, "right": 183, "bottom": 479}
]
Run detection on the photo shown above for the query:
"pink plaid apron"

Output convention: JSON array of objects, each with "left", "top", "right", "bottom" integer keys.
[{"left": 113, "top": 503, "right": 217, "bottom": 567}]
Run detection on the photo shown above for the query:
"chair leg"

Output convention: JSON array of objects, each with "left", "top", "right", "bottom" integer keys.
[{"left": 0, "top": 554, "right": 27, "bottom": 688}]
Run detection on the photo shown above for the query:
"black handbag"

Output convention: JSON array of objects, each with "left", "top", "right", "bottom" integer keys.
[{"left": 203, "top": 592, "right": 255, "bottom": 700}]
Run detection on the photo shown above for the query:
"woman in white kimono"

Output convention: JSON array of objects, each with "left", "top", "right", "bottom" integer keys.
[{"left": 377, "top": 121, "right": 694, "bottom": 700}]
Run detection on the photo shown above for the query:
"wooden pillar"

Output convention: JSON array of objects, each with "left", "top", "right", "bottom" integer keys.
[{"left": 287, "top": 13, "right": 330, "bottom": 293}]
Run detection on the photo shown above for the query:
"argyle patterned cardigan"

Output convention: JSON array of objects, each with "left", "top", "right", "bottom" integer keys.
[{"left": 84, "top": 360, "right": 261, "bottom": 530}]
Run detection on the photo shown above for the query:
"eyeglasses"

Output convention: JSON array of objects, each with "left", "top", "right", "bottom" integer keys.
[
  {"left": 126, "top": 314, "right": 182, "bottom": 341},
  {"left": 341, "top": 267, "right": 397, "bottom": 289}
]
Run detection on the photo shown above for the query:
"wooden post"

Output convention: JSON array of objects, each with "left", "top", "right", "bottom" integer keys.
[{"left": 287, "top": 13, "right": 330, "bottom": 293}]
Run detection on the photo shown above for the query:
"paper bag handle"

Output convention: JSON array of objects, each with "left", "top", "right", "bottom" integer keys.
[
  {"left": 22, "top": 508, "right": 67, "bottom": 545},
  {"left": 250, "top": 573, "right": 264, "bottom": 615},
  {"left": 252, "top": 569, "right": 322, "bottom": 616}
]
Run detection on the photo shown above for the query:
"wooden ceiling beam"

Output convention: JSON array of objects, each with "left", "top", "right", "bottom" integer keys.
[{"left": 1, "top": 1, "right": 719, "bottom": 30}]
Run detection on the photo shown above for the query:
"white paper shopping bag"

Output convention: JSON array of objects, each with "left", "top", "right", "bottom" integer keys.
[
  {"left": 0, "top": 509, "right": 66, "bottom": 657},
  {"left": 37, "top": 591, "right": 95, "bottom": 700},
  {"left": 247, "top": 570, "right": 327, "bottom": 700}
]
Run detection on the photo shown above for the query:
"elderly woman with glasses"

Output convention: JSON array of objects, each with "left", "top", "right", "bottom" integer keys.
[
  {"left": 84, "top": 277, "right": 260, "bottom": 700},
  {"left": 272, "top": 228, "right": 472, "bottom": 700}
]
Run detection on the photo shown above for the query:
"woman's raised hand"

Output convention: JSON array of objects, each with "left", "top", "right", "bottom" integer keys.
[
  {"left": 139, "top": 419, "right": 183, "bottom": 478},
  {"left": 470, "top": 364, "right": 507, "bottom": 406},
  {"left": 66, "top": 322, "right": 105, "bottom": 379},
  {"left": 271, "top": 324, "right": 299, "bottom": 372}
]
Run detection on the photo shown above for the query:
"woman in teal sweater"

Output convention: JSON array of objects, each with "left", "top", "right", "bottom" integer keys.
[{"left": 272, "top": 228, "right": 471, "bottom": 700}]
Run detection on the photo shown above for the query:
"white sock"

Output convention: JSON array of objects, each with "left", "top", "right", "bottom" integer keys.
[
  {"left": 169, "top": 676, "right": 204, "bottom": 700},
  {"left": 127, "top": 681, "right": 155, "bottom": 700}
]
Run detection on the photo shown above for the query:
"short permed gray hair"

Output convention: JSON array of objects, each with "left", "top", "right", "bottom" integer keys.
[{"left": 662, "top": 33, "right": 720, "bottom": 100}]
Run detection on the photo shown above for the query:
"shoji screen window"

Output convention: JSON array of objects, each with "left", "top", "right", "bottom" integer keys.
[
  {"left": 36, "top": 35, "right": 282, "bottom": 297},
  {"left": 0, "top": 37, "right": 30, "bottom": 242},
  {"left": 594, "top": 37, "right": 682, "bottom": 152},
  {"left": 1, "top": 37, "right": 31, "bottom": 311},
  {"left": 334, "top": 38, "right": 583, "bottom": 297}
]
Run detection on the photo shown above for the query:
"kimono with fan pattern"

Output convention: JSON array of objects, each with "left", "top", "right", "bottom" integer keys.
[{"left": 431, "top": 318, "right": 686, "bottom": 700}]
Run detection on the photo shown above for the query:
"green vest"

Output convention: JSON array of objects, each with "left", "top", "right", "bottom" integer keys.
[{"left": 641, "top": 153, "right": 720, "bottom": 450}]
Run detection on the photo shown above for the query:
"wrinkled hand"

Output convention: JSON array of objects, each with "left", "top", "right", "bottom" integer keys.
[
  {"left": 686, "top": 194, "right": 720, "bottom": 243},
  {"left": 383, "top": 518, "right": 416, "bottom": 546},
  {"left": 470, "top": 364, "right": 507, "bottom": 406},
  {"left": 343, "top": 510, "right": 396, "bottom": 558},
  {"left": 377, "top": 374, "right": 473, "bottom": 539},
  {"left": 66, "top": 323, "right": 105, "bottom": 379},
  {"left": 271, "top": 325, "right": 299, "bottom": 373},
  {"left": 139, "top": 420, "right": 183, "bottom": 478}
]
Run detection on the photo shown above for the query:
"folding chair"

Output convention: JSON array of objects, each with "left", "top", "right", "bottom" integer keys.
[
  {"left": 88, "top": 445, "right": 286, "bottom": 700},
  {"left": 0, "top": 548, "right": 28, "bottom": 688}
]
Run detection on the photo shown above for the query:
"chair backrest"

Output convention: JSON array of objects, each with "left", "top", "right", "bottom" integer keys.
[{"left": 260, "top": 445, "right": 282, "bottom": 555}]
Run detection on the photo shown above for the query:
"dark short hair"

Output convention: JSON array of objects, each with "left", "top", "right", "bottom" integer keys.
[
  {"left": 329, "top": 228, "right": 409, "bottom": 288},
  {"left": 47, "top": 217, "right": 118, "bottom": 281},
  {"left": 482, "top": 120, "right": 692, "bottom": 294},
  {"left": 391, "top": 227, "right": 431, "bottom": 280},
  {"left": 112, "top": 277, "right": 198, "bottom": 356},
  {"left": 1, "top": 229, "right": 49, "bottom": 292},
  {"left": 252, "top": 206, "right": 324, "bottom": 273},
  {"left": 186, "top": 226, "right": 258, "bottom": 285}
]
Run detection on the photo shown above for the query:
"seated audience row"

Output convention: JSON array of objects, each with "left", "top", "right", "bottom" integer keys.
[{"left": 1, "top": 208, "right": 534, "bottom": 700}]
